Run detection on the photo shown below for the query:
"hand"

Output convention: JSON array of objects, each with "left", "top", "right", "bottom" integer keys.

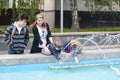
[
  {"left": 10, "top": 44, "right": 13, "bottom": 48},
  {"left": 44, "top": 47, "right": 50, "bottom": 53}
]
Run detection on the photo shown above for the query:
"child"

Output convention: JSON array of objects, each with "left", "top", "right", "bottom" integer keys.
[
  {"left": 4, "top": 13, "right": 29, "bottom": 54},
  {"left": 62, "top": 39, "right": 81, "bottom": 64},
  {"left": 42, "top": 40, "right": 63, "bottom": 64}
]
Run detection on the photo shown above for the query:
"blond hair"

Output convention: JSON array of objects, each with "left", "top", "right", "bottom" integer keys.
[
  {"left": 55, "top": 40, "right": 62, "bottom": 49},
  {"left": 30, "top": 13, "right": 45, "bottom": 28}
]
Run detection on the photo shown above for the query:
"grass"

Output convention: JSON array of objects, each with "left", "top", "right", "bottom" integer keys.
[
  {"left": 0, "top": 25, "right": 7, "bottom": 30},
  {"left": 0, "top": 25, "right": 120, "bottom": 34},
  {"left": 51, "top": 27, "right": 120, "bottom": 33},
  {"left": 0, "top": 25, "right": 7, "bottom": 34},
  {"left": 82, "top": 27, "right": 120, "bottom": 32},
  {"left": 50, "top": 28, "right": 70, "bottom": 33}
]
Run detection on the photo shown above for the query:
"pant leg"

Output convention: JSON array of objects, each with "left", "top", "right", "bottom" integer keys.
[
  {"left": 52, "top": 53, "right": 61, "bottom": 61},
  {"left": 8, "top": 47, "right": 16, "bottom": 54},
  {"left": 8, "top": 47, "right": 24, "bottom": 54},
  {"left": 71, "top": 45, "right": 77, "bottom": 57},
  {"left": 62, "top": 41, "right": 69, "bottom": 52}
]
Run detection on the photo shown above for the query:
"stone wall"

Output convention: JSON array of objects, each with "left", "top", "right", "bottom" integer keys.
[{"left": 0, "top": 32, "right": 120, "bottom": 52}]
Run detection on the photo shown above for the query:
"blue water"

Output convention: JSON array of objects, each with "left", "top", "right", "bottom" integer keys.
[{"left": 0, "top": 58, "right": 120, "bottom": 80}]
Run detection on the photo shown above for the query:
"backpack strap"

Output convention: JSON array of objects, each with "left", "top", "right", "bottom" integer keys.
[
  {"left": 11, "top": 26, "right": 27, "bottom": 37},
  {"left": 11, "top": 26, "right": 16, "bottom": 37}
]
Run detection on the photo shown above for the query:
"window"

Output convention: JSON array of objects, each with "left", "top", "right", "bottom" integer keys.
[{"left": 40, "top": 0, "right": 44, "bottom": 11}]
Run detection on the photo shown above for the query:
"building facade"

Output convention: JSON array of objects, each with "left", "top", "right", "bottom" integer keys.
[
  {"left": 42, "top": 0, "right": 120, "bottom": 28},
  {"left": 1, "top": 0, "right": 120, "bottom": 27}
]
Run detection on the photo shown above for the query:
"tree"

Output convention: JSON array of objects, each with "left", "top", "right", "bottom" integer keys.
[
  {"left": 84, "top": 0, "right": 119, "bottom": 11},
  {"left": 0, "top": 0, "right": 9, "bottom": 16},
  {"left": 70, "top": 0, "right": 119, "bottom": 32},
  {"left": 70, "top": 0, "right": 81, "bottom": 32},
  {"left": 0, "top": 0, "right": 9, "bottom": 32},
  {"left": 0, "top": 0, "right": 3, "bottom": 15},
  {"left": 12, "top": 0, "right": 40, "bottom": 23}
]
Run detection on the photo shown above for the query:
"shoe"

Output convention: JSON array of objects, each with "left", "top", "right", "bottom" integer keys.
[
  {"left": 58, "top": 60, "right": 63, "bottom": 64},
  {"left": 74, "top": 57, "right": 78, "bottom": 64}
]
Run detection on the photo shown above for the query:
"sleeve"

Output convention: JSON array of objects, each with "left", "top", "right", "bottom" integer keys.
[
  {"left": 24, "top": 26, "right": 29, "bottom": 46},
  {"left": 46, "top": 23, "right": 53, "bottom": 44},
  {"left": 46, "top": 23, "right": 52, "bottom": 37},
  {"left": 32, "top": 26, "right": 43, "bottom": 45},
  {"left": 4, "top": 25, "right": 13, "bottom": 47}
]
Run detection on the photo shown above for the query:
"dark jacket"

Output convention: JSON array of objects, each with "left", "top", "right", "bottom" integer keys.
[{"left": 30, "top": 23, "right": 52, "bottom": 53}]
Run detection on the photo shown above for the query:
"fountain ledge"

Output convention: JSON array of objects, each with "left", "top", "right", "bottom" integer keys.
[{"left": 0, "top": 48, "right": 120, "bottom": 66}]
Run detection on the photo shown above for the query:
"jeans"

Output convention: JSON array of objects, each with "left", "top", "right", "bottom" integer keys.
[
  {"left": 8, "top": 47, "right": 24, "bottom": 54},
  {"left": 62, "top": 41, "right": 69, "bottom": 51},
  {"left": 52, "top": 52, "right": 61, "bottom": 61},
  {"left": 62, "top": 41, "right": 77, "bottom": 57},
  {"left": 71, "top": 45, "right": 77, "bottom": 57}
]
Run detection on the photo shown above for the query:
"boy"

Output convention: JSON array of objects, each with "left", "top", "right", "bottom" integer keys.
[
  {"left": 42, "top": 40, "right": 63, "bottom": 64},
  {"left": 4, "top": 13, "right": 29, "bottom": 54},
  {"left": 62, "top": 39, "right": 81, "bottom": 64}
]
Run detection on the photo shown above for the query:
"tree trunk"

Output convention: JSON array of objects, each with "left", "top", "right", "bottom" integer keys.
[{"left": 70, "top": 0, "right": 81, "bottom": 32}]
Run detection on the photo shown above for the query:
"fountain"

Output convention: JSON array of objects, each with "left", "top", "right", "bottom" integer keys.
[{"left": 49, "top": 33, "right": 120, "bottom": 75}]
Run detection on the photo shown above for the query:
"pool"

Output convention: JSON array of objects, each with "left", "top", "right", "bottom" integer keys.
[{"left": 0, "top": 58, "right": 120, "bottom": 80}]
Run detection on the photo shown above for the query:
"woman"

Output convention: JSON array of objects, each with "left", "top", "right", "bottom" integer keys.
[{"left": 30, "top": 13, "right": 53, "bottom": 55}]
